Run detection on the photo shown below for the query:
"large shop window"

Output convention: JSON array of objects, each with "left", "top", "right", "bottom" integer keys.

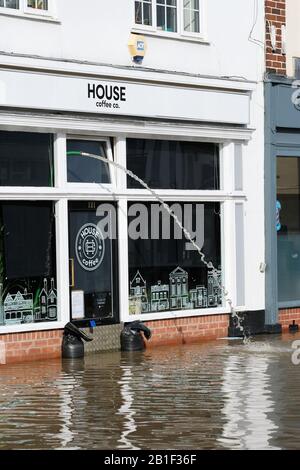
[
  {"left": 126, "top": 139, "right": 219, "bottom": 190},
  {"left": 0, "top": 202, "right": 57, "bottom": 326},
  {"left": 67, "top": 140, "right": 111, "bottom": 184},
  {"left": 0, "top": 131, "right": 53, "bottom": 187},
  {"left": 277, "top": 157, "right": 300, "bottom": 304},
  {"left": 128, "top": 202, "right": 222, "bottom": 315}
]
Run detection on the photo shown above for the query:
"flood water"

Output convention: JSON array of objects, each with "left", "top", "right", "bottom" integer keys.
[{"left": 0, "top": 333, "right": 300, "bottom": 450}]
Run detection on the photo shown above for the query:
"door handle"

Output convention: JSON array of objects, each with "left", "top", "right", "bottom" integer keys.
[{"left": 69, "top": 258, "right": 75, "bottom": 288}]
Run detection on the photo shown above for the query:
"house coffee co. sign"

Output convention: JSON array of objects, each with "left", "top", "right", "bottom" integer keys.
[
  {"left": 87, "top": 83, "right": 127, "bottom": 110},
  {"left": 0, "top": 69, "right": 250, "bottom": 125}
]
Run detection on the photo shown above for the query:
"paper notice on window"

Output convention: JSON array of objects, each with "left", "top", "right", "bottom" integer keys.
[{"left": 71, "top": 290, "right": 85, "bottom": 319}]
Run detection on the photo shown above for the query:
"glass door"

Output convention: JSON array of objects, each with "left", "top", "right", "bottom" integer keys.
[
  {"left": 277, "top": 157, "right": 300, "bottom": 306},
  {"left": 68, "top": 201, "right": 118, "bottom": 325}
]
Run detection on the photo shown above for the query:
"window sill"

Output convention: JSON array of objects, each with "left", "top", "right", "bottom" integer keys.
[
  {"left": 131, "top": 27, "right": 209, "bottom": 45},
  {"left": 0, "top": 9, "right": 60, "bottom": 24},
  {"left": 0, "top": 321, "right": 65, "bottom": 335},
  {"left": 124, "top": 307, "right": 230, "bottom": 323}
]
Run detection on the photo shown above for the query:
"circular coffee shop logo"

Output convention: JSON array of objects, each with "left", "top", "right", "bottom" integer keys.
[{"left": 75, "top": 223, "right": 105, "bottom": 271}]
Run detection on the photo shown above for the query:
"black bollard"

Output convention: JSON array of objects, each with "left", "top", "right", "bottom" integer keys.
[
  {"left": 289, "top": 320, "right": 299, "bottom": 333},
  {"left": 120, "top": 321, "right": 152, "bottom": 352},
  {"left": 62, "top": 322, "right": 93, "bottom": 359}
]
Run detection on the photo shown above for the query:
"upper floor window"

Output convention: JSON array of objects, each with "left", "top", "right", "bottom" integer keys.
[
  {"left": 0, "top": 0, "right": 53, "bottom": 17},
  {"left": 0, "top": 0, "right": 19, "bottom": 8},
  {"left": 135, "top": 0, "right": 152, "bottom": 26},
  {"left": 183, "top": 0, "right": 200, "bottom": 33},
  {"left": 134, "top": 0, "right": 202, "bottom": 36},
  {"left": 157, "top": 0, "right": 177, "bottom": 33}
]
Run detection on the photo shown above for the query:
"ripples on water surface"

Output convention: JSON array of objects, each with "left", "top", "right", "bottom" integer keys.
[{"left": 0, "top": 333, "right": 299, "bottom": 450}]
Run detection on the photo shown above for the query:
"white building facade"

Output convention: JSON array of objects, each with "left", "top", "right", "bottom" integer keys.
[{"left": 0, "top": 0, "right": 265, "bottom": 358}]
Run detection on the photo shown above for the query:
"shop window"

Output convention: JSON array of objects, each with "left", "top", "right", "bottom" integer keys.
[
  {"left": 126, "top": 139, "right": 219, "bottom": 190},
  {"left": 67, "top": 140, "right": 111, "bottom": 184},
  {"left": 277, "top": 157, "right": 300, "bottom": 304},
  {"left": 0, "top": 202, "right": 57, "bottom": 326},
  {"left": 0, "top": 131, "right": 54, "bottom": 187},
  {"left": 128, "top": 201, "right": 222, "bottom": 315}
]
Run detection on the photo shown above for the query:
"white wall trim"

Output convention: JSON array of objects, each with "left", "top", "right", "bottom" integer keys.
[
  {"left": 0, "top": 56, "right": 257, "bottom": 92},
  {"left": 0, "top": 321, "right": 66, "bottom": 335},
  {"left": 0, "top": 112, "right": 254, "bottom": 142}
]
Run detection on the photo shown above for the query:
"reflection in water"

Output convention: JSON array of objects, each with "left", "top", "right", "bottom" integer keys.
[
  {"left": 220, "top": 354, "right": 279, "bottom": 450},
  {"left": 117, "top": 366, "right": 139, "bottom": 450},
  {"left": 0, "top": 334, "right": 299, "bottom": 449}
]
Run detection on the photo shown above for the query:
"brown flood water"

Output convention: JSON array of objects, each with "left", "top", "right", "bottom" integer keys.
[{"left": 0, "top": 333, "right": 300, "bottom": 450}]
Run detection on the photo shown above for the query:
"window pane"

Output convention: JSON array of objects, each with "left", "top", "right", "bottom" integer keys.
[
  {"left": 127, "top": 139, "right": 219, "bottom": 190},
  {"left": 0, "top": 131, "right": 53, "bottom": 187},
  {"left": 277, "top": 157, "right": 300, "bottom": 303},
  {"left": 128, "top": 202, "right": 222, "bottom": 315},
  {"left": 184, "top": 0, "right": 200, "bottom": 33},
  {"left": 27, "top": 0, "right": 48, "bottom": 10},
  {"left": 184, "top": 0, "right": 199, "bottom": 8},
  {"left": 135, "top": 0, "right": 152, "bottom": 26},
  {"left": 0, "top": 202, "right": 57, "bottom": 326},
  {"left": 143, "top": 2, "right": 152, "bottom": 25},
  {"left": 156, "top": 5, "right": 165, "bottom": 29},
  {"left": 69, "top": 202, "right": 117, "bottom": 323},
  {"left": 0, "top": 0, "right": 19, "bottom": 8},
  {"left": 184, "top": 9, "right": 191, "bottom": 31},
  {"left": 135, "top": 1, "right": 142, "bottom": 24},
  {"left": 166, "top": 5, "right": 177, "bottom": 32},
  {"left": 190, "top": 10, "right": 199, "bottom": 33},
  {"left": 67, "top": 140, "right": 111, "bottom": 184}
]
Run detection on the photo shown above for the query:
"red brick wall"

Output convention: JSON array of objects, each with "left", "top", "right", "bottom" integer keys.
[
  {"left": 265, "top": 0, "right": 286, "bottom": 74},
  {"left": 0, "top": 330, "right": 63, "bottom": 365},
  {"left": 145, "top": 314, "right": 229, "bottom": 348},
  {"left": 279, "top": 308, "right": 300, "bottom": 332}
]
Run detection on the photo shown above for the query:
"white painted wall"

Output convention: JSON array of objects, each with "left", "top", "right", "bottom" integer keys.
[
  {"left": 0, "top": 0, "right": 264, "bottom": 81},
  {"left": 286, "top": 0, "right": 300, "bottom": 77},
  {"left": 0, "top": 0, "right": 266, "bottom": 314}
]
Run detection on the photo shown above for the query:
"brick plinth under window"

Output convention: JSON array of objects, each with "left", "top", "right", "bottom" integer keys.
[
  {"left": 279, "top": 309, "right": 300, "bottom": 332},
  {"left": 145, "top": 314, "right": 229, "bottom": 347},
  {"left": 265, "top": 0, "right": 286, "bottom": 75},
  {"left": 0, "top": 330, "right": 63, "bottom": 365}
]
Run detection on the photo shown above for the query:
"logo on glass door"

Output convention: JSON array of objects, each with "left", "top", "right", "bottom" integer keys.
[{"left": 75, "top": 223, "right": 105, "bottom": 271}]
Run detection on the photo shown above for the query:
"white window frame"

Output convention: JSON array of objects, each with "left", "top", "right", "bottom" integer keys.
[
  {"left": 133, "top": 0, "right": 206, "bottom": 41},
  {"left": 66, "top": 136, "right": 116, "bottom": 191},
  {"left": 0, "top": 0, "right": 56, "bottom": 20},
  {"left": 122, "top": 138, "right": 227, "bottom": 323},
  {"left": 134, "top": 0, "right": 155, "bottom": 31}
]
